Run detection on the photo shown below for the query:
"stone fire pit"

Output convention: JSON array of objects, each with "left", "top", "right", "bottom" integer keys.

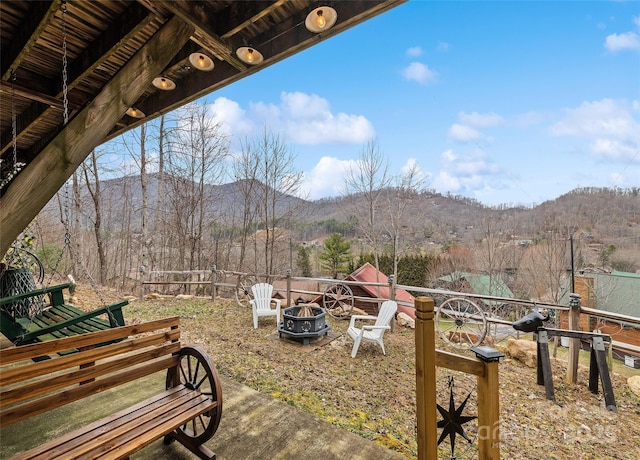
[{"left": 278, "top": 304, "right": 330, "bottom": 346}]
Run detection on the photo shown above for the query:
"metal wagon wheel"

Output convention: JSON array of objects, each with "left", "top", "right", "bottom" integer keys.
[
  {"left": 165, "top": 346, "right": 223, "bottom": 445},
  {"left": 436, "top": 297, "right": 488, "bottom": 349},
  {"left": 322, "top": 283, "right": 354, "bottom": 319},
  {"left": 235, "top": 274, "right": 257, "bottom": 307}
]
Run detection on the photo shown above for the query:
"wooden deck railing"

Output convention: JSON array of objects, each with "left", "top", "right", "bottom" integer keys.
[{"left": 415, "top": 296, "right": 502, "bottom": 460}]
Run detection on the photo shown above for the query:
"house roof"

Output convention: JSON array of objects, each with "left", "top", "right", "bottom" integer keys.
[
  {"left": 438, "top": 271, "right": 514, "bottom": 305},
  {"left": 346, "top": 262, "right": 415, "bottom": 305},
  {"left": 272, "top": 279, "right": 319, "bottom": 302},
  {"left": 345, "top": 262, "right": 415, "bottom": 318}
]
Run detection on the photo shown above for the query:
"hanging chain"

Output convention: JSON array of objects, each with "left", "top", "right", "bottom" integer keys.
[
  {"left": 47, "top": 185, "right": 71, "bottom": 283},
  {"left": 61, "top": 0, "right": 69, "bottom": 125},
  {"left": 0, "top": 72, "right": 19, "bottom": 190},
  {"left": 63, "top": 181, "right": 108, "bottom": 311},
  {"left": 44, "top": 0, "right": 72, "bottom": 284},
  {"left": 60, "top": 2, "right": 109, "bottom": 311},
  {"left": 11, "top": 71, "right": 17, "bottom": 176}
]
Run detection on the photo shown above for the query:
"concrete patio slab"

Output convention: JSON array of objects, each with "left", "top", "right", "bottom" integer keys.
[{"left": 1, "top": 373, "right": 408, "bottom": 460}]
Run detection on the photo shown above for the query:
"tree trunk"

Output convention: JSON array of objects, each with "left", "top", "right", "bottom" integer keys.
[{"left": 83, "top": 150, "right": 107, "bottom": 285}]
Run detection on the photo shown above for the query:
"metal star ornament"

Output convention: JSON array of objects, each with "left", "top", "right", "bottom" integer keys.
[{"left": 437, "top": 377, "right": 477, "bottom": 456}]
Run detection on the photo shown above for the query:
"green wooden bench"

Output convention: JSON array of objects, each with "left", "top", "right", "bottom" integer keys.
[
  {"left": 0, "top": 283, "right": 127, "bottom": 346},
  {"left": 0, "top": 317, "right": 223, "bottom": 459}
]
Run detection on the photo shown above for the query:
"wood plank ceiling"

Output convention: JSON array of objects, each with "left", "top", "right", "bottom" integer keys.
[{"left": 0, "top": 0, "right": 405, "bottom": 256}]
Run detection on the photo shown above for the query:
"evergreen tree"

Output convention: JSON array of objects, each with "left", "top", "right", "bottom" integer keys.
[
  {"left": 296, "top": 245, "right": 312, "bottom": 277},
  {"left": 319, "top": 233, "right": 351, "bottom": 279}
]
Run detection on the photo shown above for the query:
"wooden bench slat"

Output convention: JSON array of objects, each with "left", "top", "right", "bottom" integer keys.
[
  {"left": 1, "top": 329, "right": 181, "bottom": 386},
  {"left": 12, "top": 387, "right": 200, "bottom": 460},
  {"left": 70, "top": 394, "right": 213, "bottom": 459},
  {"left": 1, "top": 355, "right": 180, "bottom": 427},
  {"left": 0, "top": 317, "right": 180, "bottom": 364},
  {"left": 2, "top": 342, "right": 180, "bottom": 406},
  {"left": 87, "top": 396, "right": 215, "bottom": 460},
  {"left": 13, "top": 386, "right": 191, "bottom": 459}
]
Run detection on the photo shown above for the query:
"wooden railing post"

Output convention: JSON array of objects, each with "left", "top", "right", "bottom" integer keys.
[
  {"left": 477, "top": 359, "right": 501, "bottom": 459},
  {"left": 388, "top": 274, "right": 396, "bottom": 302},
  {"left": 415, "top": 296, "right": 437, "bottom": 460},
  {"left": 211, "top": 265, "right": 217, "bottom": 300},
  {"left": 388, "top": 275, "right": 396, "bottom": 331},
  {"left": 567, "top": 293, "right": 581, "bottom": 384},
  {"left": 139, "top": 265, "right": 146, "bottom": 299},
  {"left": 286, "top": 269, "right": 292, "bottom": 307}
]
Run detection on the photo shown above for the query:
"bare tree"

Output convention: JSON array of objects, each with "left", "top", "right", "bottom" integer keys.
[
  {"left": 235, "top": 129, "right": 304, "bottom": 278},
  {"left": 154, "top": 115, "right": 166, "bottom": 270},
  {"left": 120, "top": 122, "right": 153, "bottom": 275},
  {"left": 384, "top": 160, "right": 426, "bottom": 280},
  {"left": 519, "top": 223, "right": 571, "bottom": 303},
  {"left": 165, "top": 103, "right": 229, "bottom": 270},
  {"left": 81, "top": 150, "right": 107, "bottom": 285},
  {"left": 343, "top": 141, "right": 391, "bottom": 290},
  {"left": 231, "top": 153, "right": 260, "bottom": 274},
  {"left": 71, "top": 171, "right": 81, "bottom": 279}
]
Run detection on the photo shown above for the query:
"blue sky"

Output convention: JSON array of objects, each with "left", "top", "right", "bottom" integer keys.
[{"left": 131, "top": 1, "right": 640, "bottom": 207}]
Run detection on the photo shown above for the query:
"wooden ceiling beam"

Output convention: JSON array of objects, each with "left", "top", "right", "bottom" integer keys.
[
  {"left": 105, "top": 59, "right": 242, "bottom": 141},
  {"left": 156, "top": 0, "right": 247, "bottom": 71},
  {"left": 105, "top": 0, "right": 405, "bottom": 141},
  {"left": 0, "top": 15, "right": 195, "bottom": 256},
  {"left": 219, "top": 1, "right": 287, "bottom": 39},
  {"left": 0, "top": 80, "right": 80, "bottom": 111},
  {"left": 0, "top": 3, "right": 157, "bottom": 159},
  {"left": 66, "top": 2, "right": 157, "bottom": 94},
  {"left": 1, "top": 0, "right": 60, "bottom": 81}
]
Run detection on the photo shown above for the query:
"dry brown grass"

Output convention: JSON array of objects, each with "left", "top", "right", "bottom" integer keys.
[{"left": 75, "top": 286, "right": 640, "bottom": 460}]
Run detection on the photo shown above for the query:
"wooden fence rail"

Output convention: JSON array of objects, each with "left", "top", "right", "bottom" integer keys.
[{"left": 139, "top": 268, "right": 639, "bottom": 369}]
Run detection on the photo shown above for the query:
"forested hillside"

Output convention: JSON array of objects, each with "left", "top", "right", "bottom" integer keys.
[{"left": 23, "top": 178, "right": 640, "bottom": 298}]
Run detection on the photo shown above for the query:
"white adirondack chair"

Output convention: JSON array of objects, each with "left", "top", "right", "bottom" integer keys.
[
  {"left": 250, "top": 283, "right": 281, "bottom": 329},
  {"left": 347, "top": 300, "right": 397, "bottom": 358}
]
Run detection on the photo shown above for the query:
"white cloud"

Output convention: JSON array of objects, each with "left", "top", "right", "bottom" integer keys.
[
  {"left": 447, "top": 123, "right": 485, "bottom": 142},
  {"left": 604, "top": 31, "right": 640, "bottom": 52},
  {"left": 401, "top": 62, "right": 437, "bottom": 84},
  {"left": 633, "top": 16, "right": 640, "bottom": 28},
  {"left": 400, "top": 158, "right": 430, "bottom": 185},
  {"left": 549, "top": 99, "right": 640, "bottom": 162},
  {"left": 458, "top": 111, "right": 505, "bottom": 128},
  {"left": 431, "top": 149, "right": 502, "bottom": 196},
  {"left": 446, "top": 111, "right": 506, "bottom": 143},
  {"left": 280, "top": 92, "right": 330, "bottom": 119},
  {"left": 299, "top": 156, "right": 355, "bottom": 199},
  {"left": 432, "top": 170, "right": 460, "bottom": 191},
  {"left": 406, "top": 46, "right": 423, "bottom": 57},
  {"left": 209, "top": 97, "right": 254, "bottom": 137},
  {"left": 208, "top": 92, "right": 375, "bottom": 147},
  {"left": 436, "top": 41, "right": 450, "bottom": 52},
  {"left": 512, "top": 111, "right": 548, "bottom": 127}
]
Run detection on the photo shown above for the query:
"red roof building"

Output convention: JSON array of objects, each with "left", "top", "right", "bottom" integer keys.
[{"left": 310, "top": 263, "right": 416, "bottom": 318}]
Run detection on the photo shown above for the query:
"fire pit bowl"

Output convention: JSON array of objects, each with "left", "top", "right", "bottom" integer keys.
[{"left": 278, "top": 304, "right": 330, "bottom": 346}]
